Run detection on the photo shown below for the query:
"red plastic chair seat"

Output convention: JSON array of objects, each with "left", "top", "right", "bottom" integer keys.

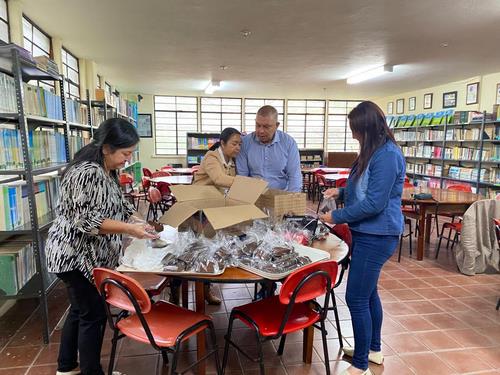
[
  {"left": 234, "top": 295, "right": 321, "bottom": 336},
  {"left": 443, "top": 222, "right": 461, "bottom": 232},
  {"left": 117, "top": 301, "right": 210, "bottom": 347}
]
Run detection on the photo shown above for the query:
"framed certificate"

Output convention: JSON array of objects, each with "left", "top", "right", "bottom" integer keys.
[{"left": 137, "top": 114, "right": 153, "bottom": 138}]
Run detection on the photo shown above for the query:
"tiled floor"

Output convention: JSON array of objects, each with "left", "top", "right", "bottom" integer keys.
[{"left": 0, "top": 202, "right": 499, "bottom": 374}]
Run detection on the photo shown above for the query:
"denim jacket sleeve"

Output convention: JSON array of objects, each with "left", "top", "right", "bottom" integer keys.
[{"left": 332, "top": 150, "right": 401, "bottom": 224}]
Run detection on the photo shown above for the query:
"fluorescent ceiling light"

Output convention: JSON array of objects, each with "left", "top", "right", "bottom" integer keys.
[
  {"left": 346, "top": 65, "right": 393, "bottom": 85},
  {"left": 204, "top": 80, "right": 220, "bottom": 94}
]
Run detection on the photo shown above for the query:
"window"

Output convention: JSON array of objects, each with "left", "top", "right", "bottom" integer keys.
[
  {"left": 286, "top": 100, "right": 325, "bottom": 149},
  {"left": 0, "top": 0, "right": 9, "bottom": 43},
  {"left": 244, "top": 98, "right": 284, "bottom": 133},
  {"left": 22, "top": 16, "right": 54, "bottom": 91},
  {"left": 327, "top": 100, "right": 361, "bottom": 152},
  {"left": 154, "top": 96, "right": 198, "bottom": 155},
  {"left": 61, "top": 47, "right": 80, "bottom": 99},
  {"left": 200, "top": 97, "right": 242, "bottom": 133}
]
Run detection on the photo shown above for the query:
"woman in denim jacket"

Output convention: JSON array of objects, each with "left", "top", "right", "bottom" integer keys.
[{"left": 320, "top": 101, "right": 405, "bottom": 375}]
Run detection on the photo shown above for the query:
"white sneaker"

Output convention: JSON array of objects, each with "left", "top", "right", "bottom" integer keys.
[
  {"left": 342, "top": 346, "right": 384, "bottom": 365},
  {"left": 339, "top": 367, "right": 373, "bottom": 375},
  {"left": 56, "top": 370, "right": 80, "bottom": 375}
]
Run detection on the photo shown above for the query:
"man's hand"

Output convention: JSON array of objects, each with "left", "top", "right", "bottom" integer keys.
[
  {"left": 323, "top": 188, "right": 340, "bottom": 199},
  {"left": 319, "top": 211, "right": 335, "bottom": 224}
]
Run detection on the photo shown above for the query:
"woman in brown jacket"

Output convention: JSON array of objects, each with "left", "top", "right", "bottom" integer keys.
[
  {"left": 187, "top": 127, "right": 242, "bottom": 304},
  {"left": 193, "top": 127, "right": 241, "bottom": 188}
]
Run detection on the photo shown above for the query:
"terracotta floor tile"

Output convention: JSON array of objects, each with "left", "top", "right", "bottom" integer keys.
[
  {"left": 370, "top": 355, "right": 415, "bottom": 375},
  {"left": 406, "top": 268, "right": 436, "bottom": 278},
  {"left": 286, "top": 362, "right": 331, "bottom": 375},
  {"left": 382, "top": 270, "right": 414, "bottom": 279},
  {"left": 382, "top": 333, "right": 429, "bottom": 354},
  {"left": 420, "top": 277, "right": 454, "bottom": 287},
  {"left": 394, "top": 315, "right": 438, "bottom": 331},
  {"left": 454, "top": 310, "right": 499, "bottom": 328},
  {"left": 378, "top": 279, "right": 407, "bottom": 290},
  {"left": 0, "top": 346, "right": 41, "bottom": 368},
  {"left": 459, "top": 296, "right": 497, "bottom": 311},
  {"left": 475, "top": 327, "right": 500, "bottom": 345},
  {"left": 445, "top": 328, "right": 496, "bottom": 348},
  {"left": 404, "top": 300, "right": 443, "bottom": 314},
  {"left": 326, "top": 359, "right": 351, "bottom": 375},
  {"left": 381, "top": 316, "right": 406, "bottom": 335},
  {"left": 438, "top": 349, "right": 494, "bottom": 373},
  {"left": 439, "top": 285, "right": 475, "bottom": 298},
  {"left": 414, "top": 331, "right": 462, "bottom": 350},
  {"left": 382, "top": 302, "right": 416, "bottom": 316},
  {"left": 446, "top": 275, "right": 480, "bottom": 286},
  {"left": 33, "top": 343, "right": 59, "bottom": 366},
  {"left": 245, "top": 366, "right": 287, "bottom": 375},
  {"left": 0, "top": 368, "right": 28, "bottom": 375},
  {"left": 473, "top": 347, "right": 500, "bottom": 368},
  {"left": 378, "top": 290, "right": 398, "bottom": 303},
  {"left": 410, "top": 287, "right": 449, "bottom": 300},
  {"left": 423, "top": 313, "right": 469, "bottom": 330},
  {"left": 462, "top": 284, "right": 499, "bottom": 297},
  {"left": 388, "top": 289, "right": 426, "bottom": 302},
  {"left": 400, "top": 352, "right": 455, "bottom": 375},
  {"left": 237, "top": 342, "right": 285, "bottom": 369},
  {"left": 430, "top": 298, "right": 470, "bottom": 312},
  {"left": 221, "top": 287, "right": 252, "bottom": 300},
  {"left": 312, "top": 339, "right": 343, "bottom": 361}
]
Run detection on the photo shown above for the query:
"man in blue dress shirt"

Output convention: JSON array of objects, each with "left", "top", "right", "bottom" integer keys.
[{"left": 236, "top": 105, "right": 302, "bottom": 192}]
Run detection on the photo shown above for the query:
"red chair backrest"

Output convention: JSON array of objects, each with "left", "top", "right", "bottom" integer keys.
[
  {"left": 339, "top": 170, "right": 350, "bottom": 175},
  {"left": 447, "top": 184, "right": 472, "bottom": 193},
  {"left": 336, "top": 178, "right": 347, "bottom": 188},
  {"left": 148, "top": 187, "right": 162, "bottom": 203},
  {"left": 142, "top": 168, "right": 153, "bottom": 178},
  {"left": 315, "top": 173, "right": 327, "bottom": 186},
  {"left": 405, "top": 176, "right": 410, "bottom": 183},
  {"left": 156, "top": 181, "right": 172, "bottom": 196},
  {"left": 142, "top": 177, "right": 151, "bottom": 190},
  {"left": 152, "top": 171, "right": 172, "bottom": 178},
  {"left": 330, "top": 223, "right": 352, "bottom": 253},
  {"left": 315, "top": 169, "right": 327, "bottom": 175},
  {"left": 119, "top": 173, "right": 133, "bottom": 185},
  {"left": 93, "top": 268, "right": 151, "bottom": 314},
  {"left": 404, "top": 182, "right": 414, "bottom": 189},
  {"left": 161, "top": 165, "right": 174, "bottom": 170},
  {"left": 279, "top": 260, "right": 338, "bottom": 304}
]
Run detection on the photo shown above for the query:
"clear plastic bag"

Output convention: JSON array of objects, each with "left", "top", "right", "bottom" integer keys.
[{"left": 318, "top": 197, "right": 337, "bottom": 214}]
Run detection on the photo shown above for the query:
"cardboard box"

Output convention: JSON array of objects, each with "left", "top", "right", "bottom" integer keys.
[
  {"left": 256, "top": 189, "right": 306, "bottom": 218},
  {"left": 159, "top": 176, "right": 268, "bottom": 237}
]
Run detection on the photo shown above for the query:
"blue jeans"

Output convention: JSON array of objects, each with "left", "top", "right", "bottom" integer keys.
[{"left": 346, "top": 231, "right": 399, "bottom": 370}]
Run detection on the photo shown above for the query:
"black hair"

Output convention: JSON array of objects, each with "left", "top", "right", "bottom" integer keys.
[
  {"left": 348, "top": 101, "right": 397, "bottom": 178},
  {"left": 209, "top": 127, "right": 241, "bottom": 151},
  {"left": 62, "top": 118, "right": 139, "bottom": 180}
]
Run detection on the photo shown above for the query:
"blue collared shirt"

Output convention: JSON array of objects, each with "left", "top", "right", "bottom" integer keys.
[{"left": 236, "top": 130, "right": 302, "bottom": 192}]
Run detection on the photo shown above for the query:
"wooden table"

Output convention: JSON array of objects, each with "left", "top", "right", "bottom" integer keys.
[
  {"left": 175, "top": 234, "right": 349, "bottom": 374},
  {"left": 149, "top": 175, "right": 193, "bottom": 185},
  {"left": 310, "top": 167, "right": 350, "bottom": 174},
  {"left": 402, "top": 187, "right": 482, "bottom": 260}
]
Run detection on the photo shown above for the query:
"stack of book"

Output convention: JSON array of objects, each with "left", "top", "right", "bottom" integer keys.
[
  {"left": 33, "top": 56, "right": 59, "bottom": 76},
  {"left": 187, "top": 137, "right": 219, "bottom": 150},
  {"left": 69, "top": 130, "right": 91, "bottom": 157},
  {"left": 66, "top": 98, "right": 88, "bottom": 124},
  {"left": 0, "top": 238, "right": 36, "bottom": 296},
  {"left": 0, "top": 175, "right": 60, "bottom": 231},
  {"left": 0, "top": 71, "right": 18, "bottom": 112},
  {"left": 23, "top": 83, "right": 63, "bottom": 120}
]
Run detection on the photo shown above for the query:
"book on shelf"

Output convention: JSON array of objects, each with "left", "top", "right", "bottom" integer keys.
[
  {"left": 0, "top": 71, "right": 18, "bottom": 113},
  {"left": 187, "top": 156, "right": 199, "bottom": 165},
  {"left": 405, "top": 115, "right": 415, "bottom": 127},
  {"left": 0, "top": 239, "right": 36, "bottom": 295},
  {"left": 414, "top": 113, "right": 425, "bottom": 127},
  {"left": 431, "top": 111, "right": 445, "bottom": 125},
  {"left": 187, "top": 136, "right": 219, "bottom": 150},
  {"left": 386, "top": 116, "right": 394, "bottom": 127},
  {"left": 33, "top": 56, "right": 59, "bottom": 76},
  {"left": 397, "top": 115, "right": 407, "bottom": 127},
  {"left": 69, "top": 130, "right": 91, "bottom": 158},
  {"left": 0, "top": 175, "right": 60, "bottom": 231},
  {"left": 23, "top": 83, "right": 63, "bottom": 120},
  {"left": 421, "top": 113, "right": 434, "bottom": 126},
  {"left": 0, "top": 128, "right": 66, "bottom": 170},
  {"left": 66, "top": 98, "right": 88, "bottom": 125}
]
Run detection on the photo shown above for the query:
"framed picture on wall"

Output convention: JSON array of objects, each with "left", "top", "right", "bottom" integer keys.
[
  {"left": 396, "top": 98, "right": 404, "bottom": 114},
  {"left": 409, "top": 96, "right": 416, "bottom": 111},
  {"left": 423, "top": 93, "right": 433, "bottom": 109},
  {"left": 137, "top": 114, "right": 153, "bottom": 138},
  {"left": 443, "top": 91, "right": 457, "bottom": 108},
  {"left": 387, "top": 102, "right": 393, "bottom": 114},
  {"left": 496, "top": 83, "right": 500, "bottom": 105},
  {"left": 466, "top": 82, "right": 479, "bottom": 105}
]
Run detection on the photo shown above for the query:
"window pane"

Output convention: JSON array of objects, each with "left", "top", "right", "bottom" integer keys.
[
  {"left": 33, "top": 28, "right": 50, "bottom": 54},
  {"left": 0, "top": 20, "right": 7, "bottom": 42},
  {"left": 22, "top": 18, "right": 32, "bottom": 40},
  {"left": 32, "top": 45, "right": 48, "bottom": 58},
  {"left": 201, "top": 97, "right": 242, "bottom": 133},
  {"left": 244, "top": 98, "right": 284, "bottom": 132},
  {"left": 0, "top": 0, "right": 7, "bottom": 21},
  {"left": 327, "top": 101, "right": 361, "bottom": 152},
  {"left": 68, "top": 68, "right": 79, "bottom": 84},
  {"left": 286, "top": 99, "right": 325, "bottom": 150},
  {"left": 70, "top": 84, "right": 80, "bottom": 98},
  {"left": 154, "top": 96, "right": 198, "bottom": 155}
]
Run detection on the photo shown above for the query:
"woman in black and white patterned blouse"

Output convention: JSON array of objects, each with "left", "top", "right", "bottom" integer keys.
[{"left": 46, "top": 118, "right": 157, "bottom": 375}]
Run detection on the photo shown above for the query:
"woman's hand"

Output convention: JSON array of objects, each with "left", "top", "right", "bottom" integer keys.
[
  {"left": 319, "top": 211, "right": 335, "bottom": 224},
  {"left": 323, "top": 188, "right": 340, "bottom": 199},
  {"left": 126, "top": 223, "right": 159, "bottom": 239}
]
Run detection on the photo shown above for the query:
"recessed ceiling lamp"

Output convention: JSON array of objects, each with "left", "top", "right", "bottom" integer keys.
[
  {"left": 241, "top": 29, "right": 251, "bottom": 38},
  {"left": 440, "top": 42, "right": 449, "bottom": 48},
  {"left": 219, "top": 65, "right": 229, "bottom": 70},
  {"left": 204, "top": 80, "right": 220, "bottom": 94},
  {"left": 346, "top": 65, "right": 393, "bottom": 85}
]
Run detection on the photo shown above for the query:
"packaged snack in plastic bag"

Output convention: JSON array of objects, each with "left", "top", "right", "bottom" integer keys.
[{"left": 318, "top": 197, "right": 337, "bottom": 214}]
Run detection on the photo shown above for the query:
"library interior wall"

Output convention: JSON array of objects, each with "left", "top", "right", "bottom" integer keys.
[{"left": 373, "top": 72, "right": 500, "bottom": 115}]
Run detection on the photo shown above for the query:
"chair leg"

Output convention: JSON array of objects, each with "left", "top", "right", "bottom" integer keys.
[
  {"left": 450, "top": 232, "right": 459, "bottom": 251},
  {"left": 161, "top": 350, "right": 169, "bottom": 365},
  {"left": 409, "top": 221, "right": 413, "bottom": 256},
  {"left": 320, "top": 319, "right": 331, "bottom": 375},
  {"left": 277, "top": 335, "right": 287, "bottom": 355},
  {"left": 222, "top": 314, "right": 236, "bottom": 375},
  {"left": 496, "top": 297, "right": 500, "bottom": 310},
  {"left": 398, "top": 235, "right": 403, "bottom": 263},
  {"left": 170, "top": 349, "right": 179, "bottom": 375},
  {"left": 330, "top": 289, "right": 343, "bottom": 348},
  {"left": 256, "top": 336, "right": 266, "bottom": 375},
  {"left": 435, "top": 224, "right": 446, "bottom": 259},
  {"left": 208, "top": 321, "right": 222, "bottom": 375},
  {"left": 108, "top": 329, "right": 119, "bottom": 375}
]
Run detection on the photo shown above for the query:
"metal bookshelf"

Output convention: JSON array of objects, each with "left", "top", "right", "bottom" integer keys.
[
  {"left": 0, "top": 46, "right": 70, "bottom": 344},
  {"left": 393, "top": 112, "right": 500, "bottom": 195}
]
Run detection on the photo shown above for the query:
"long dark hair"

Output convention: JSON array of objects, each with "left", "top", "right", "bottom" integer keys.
[
  {"left": 62, "top": 118, "right": 139, "bottom": 180},
  {"left": 209, "top": 127, "right": 241, "bottom": 151},
  {"left": 349, "top": 101, "right": 397, "bottom": 178}
]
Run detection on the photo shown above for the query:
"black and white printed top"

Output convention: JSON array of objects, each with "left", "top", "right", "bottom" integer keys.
[{"left": 46, "top": 161, "right": 134, "bottom": 281}]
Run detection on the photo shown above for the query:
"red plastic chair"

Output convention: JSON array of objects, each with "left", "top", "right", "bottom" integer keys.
[
  {"left": 152, "top": 170, "right": 172, "bottom": 178},
  {"left": 146, "top": 187, "right": 162, "bottom": 221},
  {"left": 161, "top": 165, "right": 174, "bottom": 170},
  {"left": 93, "top": 268, "right": 221, "bottom": 375},
  {"left": 338, "top": 170, "right": 350, "bottom": 175},
  {"left": 119, "top": 173, "right": 147, "bottom": 210},
  {"left": 404, "top": 181, "right": 414, "bottom": 189},
  {"left": 142, "top": 167, "right": 153, "bottom": 178},
  {"left": 222, "top": 260, "right": 338, "bottom": 375},
  {"left": 328, "top": 224, "right": 351, "bottom": 347},
  {"left": 157, "top": 181, "right": 175, "bottom": 212}
]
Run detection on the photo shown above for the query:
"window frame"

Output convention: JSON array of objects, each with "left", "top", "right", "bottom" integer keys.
[
  {"left": 61, "top": 46, "right": 80, "bottom": 100},
  {"left": 154, "top": 95, "right": 199, "bottom": 156},
  {"left": 200, "top": 96, "right": 242, "bottom": 133},
  {"left": 0, "top": 0, "right": 10, "bottom": 43},
  {"left": 286, "top": 99, "right": 326, "bottom": 149},
  {"left": 327, "top": 100, "right": 363, "bottom": 152},
  {"left": 244, "top": 98, "right": 285, "bottom": 133}
]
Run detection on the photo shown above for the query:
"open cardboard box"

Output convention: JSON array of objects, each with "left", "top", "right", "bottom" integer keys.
[{"left": 159, "top": 176, "right": 269, "bottom": 237}]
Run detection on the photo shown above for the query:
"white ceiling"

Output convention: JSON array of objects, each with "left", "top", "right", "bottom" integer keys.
[{"left": 21, "top": 0, "right": 500, "bottom": 99}]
